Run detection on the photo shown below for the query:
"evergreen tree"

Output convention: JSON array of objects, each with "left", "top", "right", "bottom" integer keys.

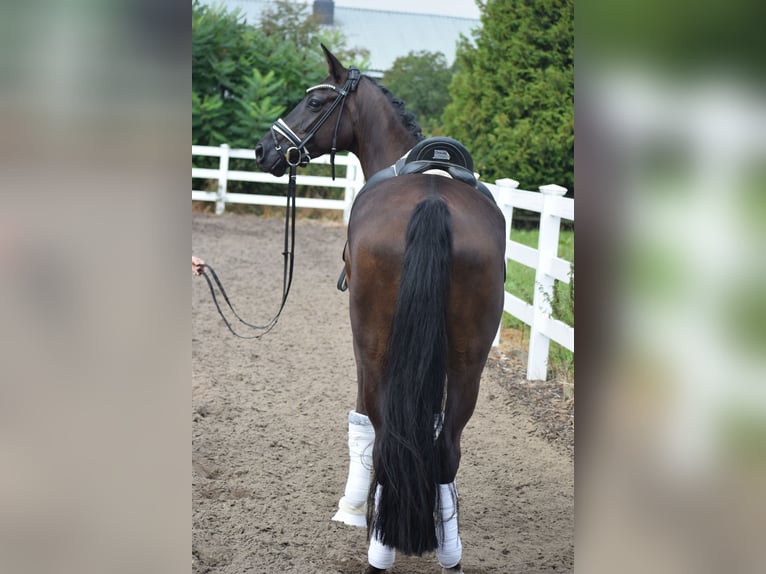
[
  {"left": 192, "top": 0, "right": 368, "bottom": 148},
  {"left": 444, "top": 0, "right": 573, "bottom": 192},
  {"left": 192, "top": 0, "right": 288, "bottom": 148},
  {"left": 382, "top": 51, "right": 453, "bottom": 136}
]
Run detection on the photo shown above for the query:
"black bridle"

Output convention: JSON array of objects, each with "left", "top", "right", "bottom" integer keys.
[
  {"left": 269, "top": 67, "right": 361, "bottom": 179},
  {"left": 198, "top": 68, "right": 361, "bottom": 339}
]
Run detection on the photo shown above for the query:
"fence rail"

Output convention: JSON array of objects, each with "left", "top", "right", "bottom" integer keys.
[
  {"left": 486, "top": 179, "right": 574, "bottom": 381},
  {"left": 192, "top": 144, "right": 365, "bottom": 222},
  {"left": 193, "top": 145, "right": 573, "bottom": 381}
]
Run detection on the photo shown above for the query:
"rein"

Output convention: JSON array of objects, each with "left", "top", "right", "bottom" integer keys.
[
  {"left": 198, "top": 163, "right": 297, "bottom": 339},
  {"left": 198, "top": 69, "right": 361, "bottom": 339}
]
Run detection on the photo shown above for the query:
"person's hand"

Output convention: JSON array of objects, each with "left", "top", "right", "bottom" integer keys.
[{"left": 192, "top": 256, "right": 206, "bottom": 276}]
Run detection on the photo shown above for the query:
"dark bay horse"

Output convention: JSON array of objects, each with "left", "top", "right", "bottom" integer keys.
[{"left": 255, "top": 46, "right": 506, "bottom": 574}]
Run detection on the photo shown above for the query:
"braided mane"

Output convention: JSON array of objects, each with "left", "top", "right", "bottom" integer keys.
[{"left": 368, "top": 77, "right": 425, "bottom": 142}]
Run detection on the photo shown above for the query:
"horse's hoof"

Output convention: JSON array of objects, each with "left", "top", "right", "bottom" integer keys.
[
  {"left": 442, "top": 563, "right": 464, "bottom": 574},
  {"left": 362, "top": 566, "right": 386, "bottom": 574}
]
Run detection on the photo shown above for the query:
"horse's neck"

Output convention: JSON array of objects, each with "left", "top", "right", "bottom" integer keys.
[
  {"left": 351, "top": 89, "right": 420, "bottom": 179},
  {"left": 354, "top": 126, "right": 415, "bottom": 180}
]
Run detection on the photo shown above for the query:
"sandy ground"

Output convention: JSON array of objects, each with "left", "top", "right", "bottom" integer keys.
[{"left": 192, "top": 212, "right": 573, "bottom": 574}]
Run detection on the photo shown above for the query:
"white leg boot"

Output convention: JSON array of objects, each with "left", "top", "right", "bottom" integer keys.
[
  {"left": 332, "top": 410, "right": 375, "bottom": 527},
  {"left": 436, "top": 481, "right": 463, "bottom": 571},
  {"left": 367, "top": 483, "right": 396, "bottom": 570}
]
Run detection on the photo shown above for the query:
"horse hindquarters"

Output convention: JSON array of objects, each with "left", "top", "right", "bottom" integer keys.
[{"left": 368, "top": 196, "right": 452, "bottom": 556}]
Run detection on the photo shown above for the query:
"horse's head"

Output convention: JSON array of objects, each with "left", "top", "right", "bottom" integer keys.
[{"left": 255, "top": 45, "right": 361, "bottom": 177}]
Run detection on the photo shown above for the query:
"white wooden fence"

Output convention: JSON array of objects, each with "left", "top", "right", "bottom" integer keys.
[
  {"left": 486, "top": 179, "right": 574, "bottom": 381},
  {"left": 193, "top": 144, "right": 573, "bottom": 381},
  {"left": 192, "top": 144, "right": 365, "bottom": 223}
]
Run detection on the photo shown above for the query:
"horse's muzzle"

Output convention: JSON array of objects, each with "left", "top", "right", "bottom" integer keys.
[{"left": 254, "top": 143, "right": 287, "bottom": 177}]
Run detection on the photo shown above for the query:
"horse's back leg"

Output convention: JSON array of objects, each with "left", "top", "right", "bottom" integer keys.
[
  {"left": 434, "top": 291, "right": 501, "bottom": 570},
  {"left": 432, "top": 365, "right": 484, "bottom": 571},
  {"left": 333, "top": 246, "right": 397, "bottom": 534},
  {"left": 333, "top": 406, "right": 376, "bottom": 527},
  {"left": 437, "top": 365, "right": 483, "bottom": 482}
]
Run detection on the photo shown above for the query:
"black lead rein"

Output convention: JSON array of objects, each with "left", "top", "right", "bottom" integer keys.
[
  {"left": 198, "top": 162, "right": 298, "bottom": 339},
  {"left": 197, "top": 68, "right": 360, "bottom": 338}
]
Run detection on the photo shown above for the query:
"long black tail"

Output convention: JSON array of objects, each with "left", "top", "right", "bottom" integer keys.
[{"left": 368, "top": 196, "right": 452, "bottom": 555}]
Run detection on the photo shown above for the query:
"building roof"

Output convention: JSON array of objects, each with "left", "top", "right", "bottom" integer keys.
[
  {"left": 202, "top": 0, "right": 481, "bottom": 74},
  {"left": 332, "top": 7, "right": 480, "bottom": 72}
]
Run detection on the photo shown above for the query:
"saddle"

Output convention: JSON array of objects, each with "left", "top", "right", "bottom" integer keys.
[
  {"left": 337, "top": 138, "right": 496, "bottom": 292},
  {"left": 360, "top": 137, "right": 496, "bottom": 203}
]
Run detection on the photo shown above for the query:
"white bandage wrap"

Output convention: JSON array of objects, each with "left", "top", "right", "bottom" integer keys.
[
  {"left": 367, "top": 483, "right": 396, "bottom": 569},
  {"left": 332, "top": 410, "right": 375, "bottom": 527},
  {"left": 435, "top": 481, "right": 463, "bottom": 569}
]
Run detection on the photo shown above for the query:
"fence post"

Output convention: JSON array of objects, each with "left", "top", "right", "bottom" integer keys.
[
  {"left": 343, "top": 155, "right": 363, "bottom": 225},
  {"left": 527, "top": 184, "right": 567, "bottom": 380},
  {"left": 216, "top": 144, "right": 230, "bottom": 215},
  {"left": 492, "top": 178, "right": 519, "bottom": 347}
]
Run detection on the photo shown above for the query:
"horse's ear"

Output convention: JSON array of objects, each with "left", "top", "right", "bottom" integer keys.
[{"left": 321, "top": 44, "right": 346, "bottom": 84}]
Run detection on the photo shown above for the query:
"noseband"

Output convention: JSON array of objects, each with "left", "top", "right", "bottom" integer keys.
[{"left": 269, "top": 67, "right": 361, "bottom": 179}]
